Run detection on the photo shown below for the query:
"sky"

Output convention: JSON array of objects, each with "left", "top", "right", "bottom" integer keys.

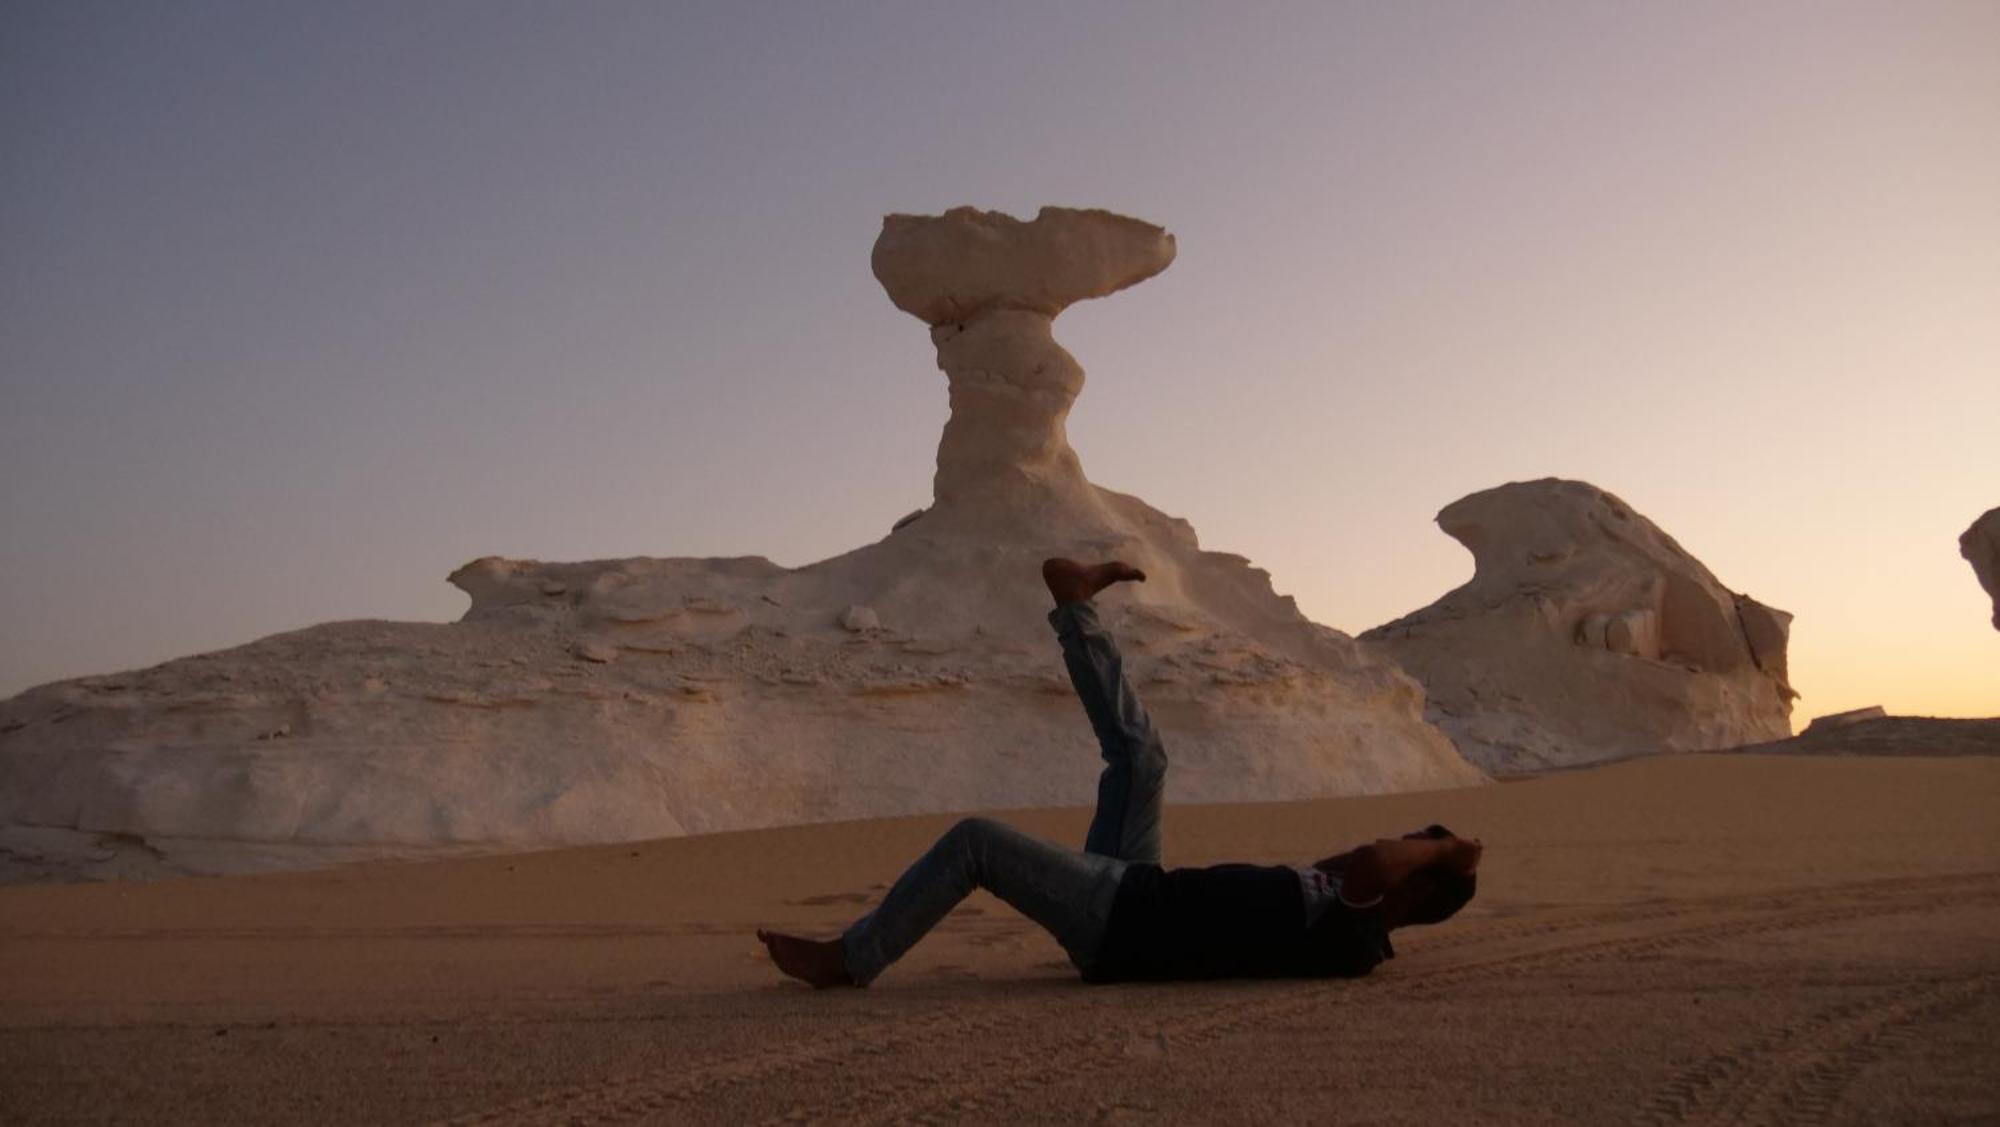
[{"left": 3, "top": 1, "right": 1996, "bottom": 719}]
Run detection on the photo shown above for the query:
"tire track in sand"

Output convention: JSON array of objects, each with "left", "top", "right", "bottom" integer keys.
[
  {"left": 844, "top": 872, "right": 2000, "bottom": 1127},
  {"left": 435, "top": 871, "right": 1999, "bottom": 1127},
  {"left": 1632, "top": 975, "right": 1993, "bottom": 1126}
]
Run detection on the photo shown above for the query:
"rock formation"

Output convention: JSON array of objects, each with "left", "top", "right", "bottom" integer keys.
[
  {"left": 873, "top": 207, "right": 1176, "bottom": 523},
  {"left": 1735, "top": 715, "right": 2000, "bottom": 759},
  {"left": 1804, "top": 706, "right": 1886, "bottom": 734},
  {"left": 1962, "top": 506, "right": 2000, "bottom": 630},
  {"left": 0, "top": 206, "right": 1482, "bottom": 879},
  {"left": 1363, "top": 479, "right": 1795, "bottom": 775}
]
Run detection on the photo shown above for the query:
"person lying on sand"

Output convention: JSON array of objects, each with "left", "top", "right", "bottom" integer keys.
[{"left": 758, "top": 558, "right": 1483, "bottom": 988}]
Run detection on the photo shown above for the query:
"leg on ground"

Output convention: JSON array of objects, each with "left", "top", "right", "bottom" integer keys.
[
  {"left": 756, "top": 929, "right": 854, "bottom": 989},
  {"left": 837, "top": 817, "right": 1124, "bottom": 986}
]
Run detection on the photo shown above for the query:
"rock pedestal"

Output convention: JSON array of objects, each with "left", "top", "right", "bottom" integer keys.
[{"left": 872, "top": 207, "right": 1176, "bottom": 523}]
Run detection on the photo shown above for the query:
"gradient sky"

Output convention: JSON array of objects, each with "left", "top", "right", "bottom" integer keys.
[{"left": 4, "top": 2, "right": 1996, "bottom": 719}]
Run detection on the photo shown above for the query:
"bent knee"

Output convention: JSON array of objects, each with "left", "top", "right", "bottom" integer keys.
[{"left": 949, "top": 816, "right": 1008, "bottom": 842}]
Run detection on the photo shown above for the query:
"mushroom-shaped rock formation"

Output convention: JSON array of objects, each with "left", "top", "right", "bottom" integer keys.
[
  {"left": 873, "top": 207, "right": 1176, "bottom": 522},
  {"left": 1962, "top": 506, "right": 2000, "bottom": 631},
  {"left": 1362, "top": 479, "right": 1795, "bottom": 775},
  {"left": 873, "top": 206, "right": 1176, "bottom": 324},
  {"left": 0, "top": 206, "right": 1480, "bottom": 880}
]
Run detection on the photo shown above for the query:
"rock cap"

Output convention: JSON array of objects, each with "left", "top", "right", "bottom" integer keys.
[{"left": 872, "top": 206, "right": 1175, "bottom": 325}]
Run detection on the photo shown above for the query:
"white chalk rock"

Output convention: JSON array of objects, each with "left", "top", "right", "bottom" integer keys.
[
  {"left": 871, "top": 207, "right": 1178, "bottom": 524},
  {"left": 1604, "top": 609, "right": 1659, "bottom": 658},
  {"left": 1805, "top": 705, "right": 1886, "bottom": 733},
  {"left": 1363, "top": 479, "right": 1795, "bottom": 775},
  {"left": 0, "top": 206, "right": 1480, "bottom": 878},
  {"left": 872, "top": 205, "right": 1176, "bottom": 325},
  {"left": 1962, "top": 506, "right": 2000, "bottom": 631}
]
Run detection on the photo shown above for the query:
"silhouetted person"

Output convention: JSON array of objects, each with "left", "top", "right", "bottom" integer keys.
[{"left": 758, "top": 559, "right": 1482, "bottom": 987}]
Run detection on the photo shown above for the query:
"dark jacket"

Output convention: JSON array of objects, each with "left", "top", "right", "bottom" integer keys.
[{"left": 1084, "top": 863, "right": 1394, "bottom": 983}]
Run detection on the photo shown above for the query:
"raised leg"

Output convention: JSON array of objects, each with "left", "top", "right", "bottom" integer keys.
[
  {"left": 760, "top": 561, "right": 1165, "bottom": 991},
  {"left": 1043, "top": 560, "right": 1166, "bottom": 866}
]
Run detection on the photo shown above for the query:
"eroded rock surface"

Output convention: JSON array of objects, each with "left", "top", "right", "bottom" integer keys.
[
  {"left": 1805, "top": 706, "right": 1886, "bottom": 734},
  {"left": 1737, "top": 715, "right": 2000, "bottom": 759},
  {"left": 874, "top": 207, "right": 1178, "bottom": 521},
  {"left": 1363, "top": 479, "right": 1795, "bottom": 775},
  {"left": 872, "top": 206, "right": 1175, "bottom": 324},
  {"left": 0, "top": 206, "right": 1479, "bottom": 878},
  {"left": 1962, "top": 506, "right": 2000, "bottom": 630}
]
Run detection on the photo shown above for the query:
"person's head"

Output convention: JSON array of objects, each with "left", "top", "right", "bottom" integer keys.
[
  {"left": 1384, "top": 822, "right": 1479, "bottom": 927},
  {"left": 1392, "top": 865, "right": 1478, "bottom": 926}
]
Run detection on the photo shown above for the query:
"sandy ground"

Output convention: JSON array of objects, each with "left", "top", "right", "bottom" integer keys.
[{"left": 2, "top": 752, "right": 1996, "bottom": 1125}]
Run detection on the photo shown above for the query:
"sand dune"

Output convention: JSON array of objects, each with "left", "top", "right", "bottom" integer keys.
[{"left": 3, "top": 753, "right": 1996, "bottom": 1124}]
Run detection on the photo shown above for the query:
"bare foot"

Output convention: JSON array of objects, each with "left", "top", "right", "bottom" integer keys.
[
  {"left": 1041, "top": 558, "right": 1146, "bottom": 607},
  {"left": 756, "top": 929, "right": 856, "bottom": 989}
]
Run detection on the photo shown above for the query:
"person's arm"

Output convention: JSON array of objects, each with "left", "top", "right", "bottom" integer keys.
[
  {"left": 1339, "top": 836, "right": 1482, "bottom": 905},
  {"left": 1308, "top": 848, "right": 1356, "bottom": 878}
]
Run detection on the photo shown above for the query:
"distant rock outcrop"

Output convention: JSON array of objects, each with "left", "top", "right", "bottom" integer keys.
[
  {"left": 1736, "top": 715, "right": 2000, "bottom": 759},
  {"left": 1962, "top": 506, "right": 2000, "bottom": 630},
  {"left": 0, "top": 206, "right": 1481, "bottom": 879},
  {"left": 1804, "top": 706, "right": 1886, "bottom": 734},
  {"left": 1363, "top": 479, "right": 1795, "bottom": 774}
]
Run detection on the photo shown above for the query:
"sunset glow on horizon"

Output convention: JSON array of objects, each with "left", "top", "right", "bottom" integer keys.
[{"left": 3, "top": 2, "right": 1995, "bottom": 722}]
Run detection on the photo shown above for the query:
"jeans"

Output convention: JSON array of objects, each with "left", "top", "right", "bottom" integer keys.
[{"left": 841, "top": 600, "right": 1169, "bottom": 985}]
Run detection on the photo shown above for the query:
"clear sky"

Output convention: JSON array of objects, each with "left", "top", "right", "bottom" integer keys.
[{"left": 3, "top": 2, "right": 1996, "bottom": 718}]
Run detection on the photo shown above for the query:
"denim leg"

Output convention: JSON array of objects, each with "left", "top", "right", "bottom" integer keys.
[
  {"left": 1048, "top": 600, "right": 1166, "bottom": 865},
  {"left": 841, "top": 817, "right": 1125, "bottom": 986}
]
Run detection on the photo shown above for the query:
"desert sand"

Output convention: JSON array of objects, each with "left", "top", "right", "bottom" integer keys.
[{"left": 3, "top": 752, "right": 1995, "bottom": 1125}]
